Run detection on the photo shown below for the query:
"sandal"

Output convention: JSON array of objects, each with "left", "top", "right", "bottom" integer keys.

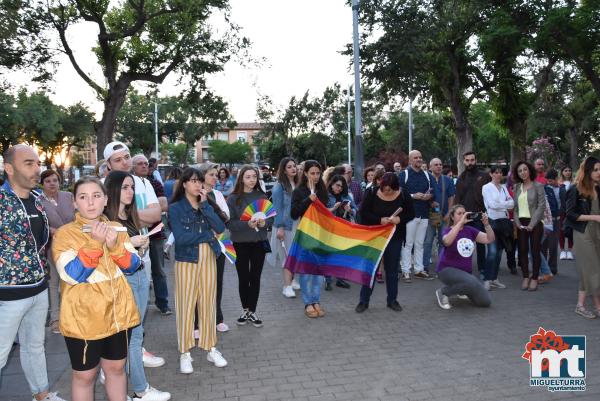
[
  {"left": 304, "top": 304, "right": 318, "bottom": 318},
  {"left": 313, "top": 303, "right": 325, "bottom": 317}
]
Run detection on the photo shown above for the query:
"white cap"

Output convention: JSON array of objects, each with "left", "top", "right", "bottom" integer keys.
[{"left": 103, "top": 141, "right": 130, "bottom": 161}]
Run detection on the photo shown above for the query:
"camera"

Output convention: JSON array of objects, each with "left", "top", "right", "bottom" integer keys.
[{"left": 468, "top": 212, "right": 482, "bottom": 222}]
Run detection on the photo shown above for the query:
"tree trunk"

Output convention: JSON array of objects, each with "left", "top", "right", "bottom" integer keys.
[
  {"left": 94, "top": 80, "right": 130, "bottom": 161},
  {"left": 448, "top": 99, "right": 473, "bottom": 174},
  {"left": 567, "top": 127, "right": 579, "bottom": 170},
  {"left": 508, "top": 118, "right": 527, "bottom": 166}
]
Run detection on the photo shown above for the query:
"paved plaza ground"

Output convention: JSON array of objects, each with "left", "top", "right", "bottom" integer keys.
[{"left": 2, "top": 255, "right": 600, "bottom": 401}]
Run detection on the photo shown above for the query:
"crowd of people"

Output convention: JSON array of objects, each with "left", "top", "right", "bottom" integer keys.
[{"left": 1, "top": 141, "right": 599, "bottom": 401}]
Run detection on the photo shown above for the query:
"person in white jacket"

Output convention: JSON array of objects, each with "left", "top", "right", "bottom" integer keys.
[{"left": 482, "top": 166, "right": 515, "bottom": 290}]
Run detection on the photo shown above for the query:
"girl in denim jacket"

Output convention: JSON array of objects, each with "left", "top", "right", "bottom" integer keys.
[{"left": 168, "top": 168, "right": 227, "bottom": 374}]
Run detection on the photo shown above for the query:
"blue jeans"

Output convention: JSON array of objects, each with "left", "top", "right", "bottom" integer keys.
[
  {"left": 0, "top": 289, "right": 49, "bottom": 395},
  {"left": 300, "top": 274, "right": 323, "bottom": 305},
  {"left": 423, "top": 222, "right": 445, "bottom": 270},
  {"left": 360, "top": 238, "right": 402, "bottom": 305},
  {"left": 484, "top": 240, "right": 503, "bottom": 281},
  {"left": 149, "top": 238, "right": 169, "bottom": 310},
  {"left": 125, "top": 269, "right": 149, "bottom": 393}
]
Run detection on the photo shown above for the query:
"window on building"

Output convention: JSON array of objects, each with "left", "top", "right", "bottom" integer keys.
[
  {"left": 218, "top": 132, "right": 229, "bottom": 141},
  {"left": 237, "top": 131, "right": 247, "bottom": 142},
  {"left": 202, "top": 149, "right": 209, "bottom": 161}
]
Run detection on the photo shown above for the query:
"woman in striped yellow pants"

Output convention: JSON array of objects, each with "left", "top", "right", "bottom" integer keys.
[{"left": 168, "top": 167, "right": 228, "bottom": 374}]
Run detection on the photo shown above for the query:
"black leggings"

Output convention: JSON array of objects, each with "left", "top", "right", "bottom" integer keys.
[
  {"left": 517, "top": 219, "right": 544, "bottom": 280},
  {"left": 233, "top": 242, "right": 266, "bottom": 312}
]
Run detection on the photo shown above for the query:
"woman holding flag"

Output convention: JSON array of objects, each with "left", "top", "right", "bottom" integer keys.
[
  {"left": 291, "top": 160, "right": 330, "bottom": 318},
  {"left": 355, "top": 172, "right": 415, "bottom": 313},
  {"left": 227, "top": 165, "right": 273, "bottom": 327}
]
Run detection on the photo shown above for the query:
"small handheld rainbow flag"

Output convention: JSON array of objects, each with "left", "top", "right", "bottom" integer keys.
[
  {"left": 240, "top": 198, "right": 277, "bottom": 222},
  {"left": 217, "top": 233, "right": 236, "bottom": 264}
]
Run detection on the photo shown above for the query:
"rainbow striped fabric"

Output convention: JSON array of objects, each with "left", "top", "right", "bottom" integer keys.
[{"left": 284, "top": 199, "right": 396, "bottom": 287}]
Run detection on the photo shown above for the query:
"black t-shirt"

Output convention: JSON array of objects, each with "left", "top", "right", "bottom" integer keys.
[
  {"left": 21, "top": 196, "right": 45, "bottom": 250},
  {"left": 0, "top": 196, "right": 48, "bottom": 301}
]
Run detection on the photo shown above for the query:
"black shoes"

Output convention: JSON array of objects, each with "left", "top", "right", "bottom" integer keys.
[
  {"left": 247, "top": 312, "right": 263, "bottom": 328},
  {"left": 325, "top": 282, "right": 333, "bottom": 291},
  {"left": 355, "top": 303, "right": 368, "bottom": 313},
  {"left": 159, "top": 306, "right": 172, "bottom": 316},
  {"left": 387, "top": 301, "right": 403, "bottom": 312},
  {"left": 335, "top": 280, "right": 351, "bottom": 289}
]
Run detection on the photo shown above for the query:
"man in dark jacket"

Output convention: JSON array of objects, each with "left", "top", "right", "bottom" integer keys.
[
  {"left": 543, "top": 169, "right": 565, "bottom": 275},
  {"left": 454, "top": 151, "right": 490, "bottom": 277}
]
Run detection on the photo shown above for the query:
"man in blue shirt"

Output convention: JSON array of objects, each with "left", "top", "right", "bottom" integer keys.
[
  {"left": 423, "top": 158, "right": 455, "bottom": 274},
  {"left": 398, "top": 150, "right": 435, "bottom": 282}
]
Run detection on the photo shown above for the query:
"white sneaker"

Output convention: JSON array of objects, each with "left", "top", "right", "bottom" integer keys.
[
  {"left": 567, "top": 251, "right": 574, "bottom": 260},
  {"left": 282, "top": 285, "right": 296, "bottom": 298},
  {"left": 490, "top": 279, "right": 506, "bottom": 289},
  {"left": 142, "top": 348, "right": 165, "bottom": 368},
  {"left": 207, "top": 347, "right": 228, "bottom": 368},
  {"left": 559, "top": 250, "right": 567, "bottom": 260},
  {"left": 98, "top": 368, "right": 105, "bottom": 384},
  {"left": 483, "top": 280, "right": 491, "bottom": 291},
  {"left": 216, "top": 322, "right": 229, "bottom": 332},
  {"left": 436, "top": 289, "right": 451, "bottom": 310},
  {"left": 132, "top": 384, "right": 171, "bottom": 401},
  {"left": 179, "top": 352, "right": 193, "bottom": 374},
  {"left": 33, "top": 392, "right": 66, "bottom": 401},
  {"left": 456, "top": 294, "right": 469, "bottom": 300},
  {"left": 291, "top": 279, "right": 300, "bottom": 290}
]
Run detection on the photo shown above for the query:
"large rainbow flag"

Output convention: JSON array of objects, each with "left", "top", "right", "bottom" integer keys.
[{"left": 284, "top": 199, "right": 396, "bottom": 287}]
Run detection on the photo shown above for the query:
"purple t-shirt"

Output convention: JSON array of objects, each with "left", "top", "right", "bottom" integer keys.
[{"left": 436, "top": 225, "right": 480, "bottom": 273}]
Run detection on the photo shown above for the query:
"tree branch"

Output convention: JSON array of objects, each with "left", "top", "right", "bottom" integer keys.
[
  {"left": 52, "top": 7, "right": 104, "bottom": 97},
  {"left": 533, "top": 57, "right": 557, "bottom": 100}
]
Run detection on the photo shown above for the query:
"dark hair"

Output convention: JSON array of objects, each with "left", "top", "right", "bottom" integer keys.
[
  {"left": 103, "top": 171, "right": 141, "bottom": 229},
  {"left": 560, "top": 165, "right": 573, "bottom": 180},
  {"left": 373, "top": 169, "right": 385, "bottom": 185},
  {"left": 218, "top": 167, "right": 230, "bottom": 179},
  {"left": 326, "top": 174, "right": 349, "bottom": 197},
  {"left": 379, "top": 172, "right": 400, "bottom": 190},
  {"left": 512, "top": 161, "right": 536, "bottom": 183},
  {"left": 41, "top": 169, "right": 61, "bottom": 185},
  {"left": 575, "top": 157, "right": 600, "bottom": 199},
  {"left": 148, "top": 157, "right": 157, "bottom": 166},
  {"left": 332, "top": 165, "right": 346, "bottom": 177},
  {"left": 2, "top": 146, "right": 17, "bottom": 165},
  {"left": 363, "top": 166, "right": 375, "bottom": 182},
  {"left": 300, "top": 160, "right": 329, "bottom": 202},
  {"left": 488, "top": 165, "right": 503, "bottom": 175},
  {"left": 463, "top": 151, "right": 476, "bottom": 159},
  {"left": 167, "top": 167, "right": 183, "bottom": 180},
  {"left": 545, "top": 169, "right": 558, "bottom": 180},
  {"left": 171, "top": 167, "right": 204, "bottom": 204},
  {"left": 73, "top": 176, "right": 106, "bottom": 197},
  {"left": 276, "top": 157, "right": 299, "bottom": 193},
  {"left": 231, "top": 164, "right": 265, "bottom": 204}
]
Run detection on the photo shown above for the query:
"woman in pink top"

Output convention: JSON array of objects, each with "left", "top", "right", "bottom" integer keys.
[{"left": 39, "top": 169, "right": 75, "bottom": 333}]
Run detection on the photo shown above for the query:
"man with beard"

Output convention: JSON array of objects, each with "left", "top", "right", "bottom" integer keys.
[
  {"left": 0, "top": 145, "right": 66, "bottom": 401},
  {"left": 455, "top": 152, "right": 491, "bottom": 278}
]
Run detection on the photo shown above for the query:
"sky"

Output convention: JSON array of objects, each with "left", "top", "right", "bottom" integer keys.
[{"left": 9, "top": 0, "right": 355, "bottom": 123}]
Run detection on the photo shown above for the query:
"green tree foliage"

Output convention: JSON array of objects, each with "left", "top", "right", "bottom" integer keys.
[
  {"left": 116, "top": 90, "right": 234, "bottom": 157},
  {"left": 0, "top": 0, "right": 51, "bottom": 80},
  {"left": 0, "top": 89, "right": 94, "bottom": 174},
  {"left": 208, "top": 140, "right": 251, "bottom": 166},
  {"left": 161, "top": 143, "right": 193, "bottom": 166},
  {"left": 28, "top": 0, "right": 246, "bottom": 158},
  {"left": 538, "top": 0, "right": 600, "bottom": 98},
  {"left": 357, "top": 0, "right": 488, "bottom": 171}
]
